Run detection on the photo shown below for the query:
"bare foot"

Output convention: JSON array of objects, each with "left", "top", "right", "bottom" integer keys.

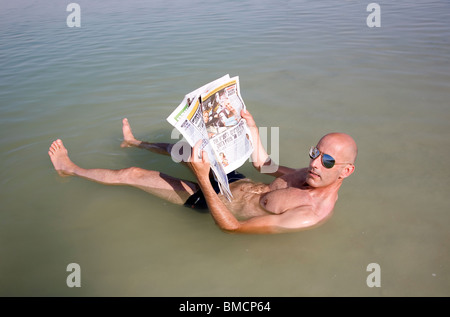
[
  {"left": 48, "top": 139, "right": 78, "bottom": 176},
  {"left": 120, "top": 118, "right": 141, "bottom": 148}
]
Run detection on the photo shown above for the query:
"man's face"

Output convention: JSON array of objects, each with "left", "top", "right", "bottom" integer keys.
[{"left": 305, "top": 140, "right": 345, "bottom": 188}]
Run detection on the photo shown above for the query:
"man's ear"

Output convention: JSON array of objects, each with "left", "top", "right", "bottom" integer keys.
[{"left": 339, "top": 164, "right": 355, "bottom": 179}]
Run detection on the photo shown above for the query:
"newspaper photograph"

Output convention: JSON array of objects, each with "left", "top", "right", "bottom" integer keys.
[{"left": 166, "top": 75, "right": 253, "bottom": 201}]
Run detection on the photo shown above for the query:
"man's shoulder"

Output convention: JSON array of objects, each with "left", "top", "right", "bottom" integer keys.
[
  {"left": 274, "top": 168, "right": 308, "bottom": 186},
  {"left": 286, "top": 167, "right": 308, "bottom": 177}
]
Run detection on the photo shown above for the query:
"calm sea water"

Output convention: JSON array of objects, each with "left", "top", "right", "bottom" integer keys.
[{"left": 1, "top": 0, "right": 449, "bottom": 296}]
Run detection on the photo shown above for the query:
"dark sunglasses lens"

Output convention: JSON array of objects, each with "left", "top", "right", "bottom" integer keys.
[{"left": 322, "top": 154, "right": 335, "bottom": 168}]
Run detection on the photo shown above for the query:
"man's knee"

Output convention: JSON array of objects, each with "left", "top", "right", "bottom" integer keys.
[{"left": 120, "top": 167, "right": 153, "bottom": 182}]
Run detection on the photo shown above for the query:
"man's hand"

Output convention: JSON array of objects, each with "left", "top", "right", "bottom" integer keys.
[
  {"left": 188, "top": 139, "right": 211, "bottom": 181},
  {"left": 240, "top": 109, "right": 257, "bottom": 128},
  {"left": 240, "top": 109, "right": 270, "bottom": 172}
]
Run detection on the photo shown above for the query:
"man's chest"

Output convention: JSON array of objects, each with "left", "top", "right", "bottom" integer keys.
[{"left": 261, "top": 187, "right": 313, "bottom": 214}]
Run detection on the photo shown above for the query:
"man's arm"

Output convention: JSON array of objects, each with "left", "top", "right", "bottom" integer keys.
[
  {"left": 240, "top": 110, "right": 296, "bottom": 177},
  {"left": 189, "top": 142, "right": 324, "bottom": 234},
  {"left": 199, "top": 173, "right": 325, "bottom": 234},
  {"left": 232, "top": 206, "right": 326, "bottom": 234}
]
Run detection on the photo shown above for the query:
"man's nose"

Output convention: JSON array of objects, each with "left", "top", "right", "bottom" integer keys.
[{"left": 310, "top": 155, "right": 321, "bottom": 169}]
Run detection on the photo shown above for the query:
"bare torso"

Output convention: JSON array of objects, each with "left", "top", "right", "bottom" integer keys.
[{"left": 220, "top": 169, "right": 337, "bottom": 221}]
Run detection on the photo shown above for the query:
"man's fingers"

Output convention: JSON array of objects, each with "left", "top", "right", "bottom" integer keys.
[
  {"left": 193, "top": 139, "right": 202, "bottom": 150},
  {"left": 241, "top": 109, "right": 256, "bottom": 126},
  {"left": 192, "top": 139, "right": 204, "bottom": 162},
  {"left": 201, "top": 150, "right": 209, "bottom": 163}
]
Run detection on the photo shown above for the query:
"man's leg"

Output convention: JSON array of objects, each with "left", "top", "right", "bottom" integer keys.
[
  {"left": 120, "top": 118, "right": 175, "bottom": 156},
  {"left": 120, "top": 118, "right": 192, "bottom": 168},
  {"left": 48, "top": 139, "right": 198, "bottom": 205}
]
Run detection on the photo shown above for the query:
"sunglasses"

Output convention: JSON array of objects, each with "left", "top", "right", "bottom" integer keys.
[{"left": 309, "top": 146, "right": 352, "bottom": 169}]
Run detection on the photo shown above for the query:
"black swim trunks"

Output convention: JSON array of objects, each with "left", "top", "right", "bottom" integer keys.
[{"left": 183, "top": 170, "right": 246, "bottom": 211}]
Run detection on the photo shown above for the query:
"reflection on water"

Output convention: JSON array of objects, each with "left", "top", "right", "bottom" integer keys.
[{"left": 1, "top": 0, "right": 449, "bottom": 296}]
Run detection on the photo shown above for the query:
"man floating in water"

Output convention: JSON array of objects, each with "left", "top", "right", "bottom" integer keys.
[{"left": 48, "top": 110, "right": 357, "bottom": 234}]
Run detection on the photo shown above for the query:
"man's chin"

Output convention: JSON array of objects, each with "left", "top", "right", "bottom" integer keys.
[{"left": 306, "top": 177, "right": 319, "bottom": 188}]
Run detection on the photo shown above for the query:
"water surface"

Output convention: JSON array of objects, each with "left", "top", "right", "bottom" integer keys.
[{"left": 1, "top": 0, "right": 449, "bottom": 296}]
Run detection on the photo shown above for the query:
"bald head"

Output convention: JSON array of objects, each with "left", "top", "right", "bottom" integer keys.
[{"left": 317, "top": 133, "right": 358, "bottom": 164}]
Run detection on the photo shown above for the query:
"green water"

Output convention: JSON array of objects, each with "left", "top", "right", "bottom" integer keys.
[{"left": 1, "top": 0, "right": 449, "bottom": 296}]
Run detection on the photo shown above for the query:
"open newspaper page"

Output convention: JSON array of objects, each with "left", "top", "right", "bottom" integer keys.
[{"left": 166, "top": 75, "right": 253, "bottom": 201}]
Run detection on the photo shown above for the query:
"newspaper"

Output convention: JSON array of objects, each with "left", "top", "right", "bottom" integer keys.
[{"left": 167, "top": 74, "right": 253, "bottom": 201}]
